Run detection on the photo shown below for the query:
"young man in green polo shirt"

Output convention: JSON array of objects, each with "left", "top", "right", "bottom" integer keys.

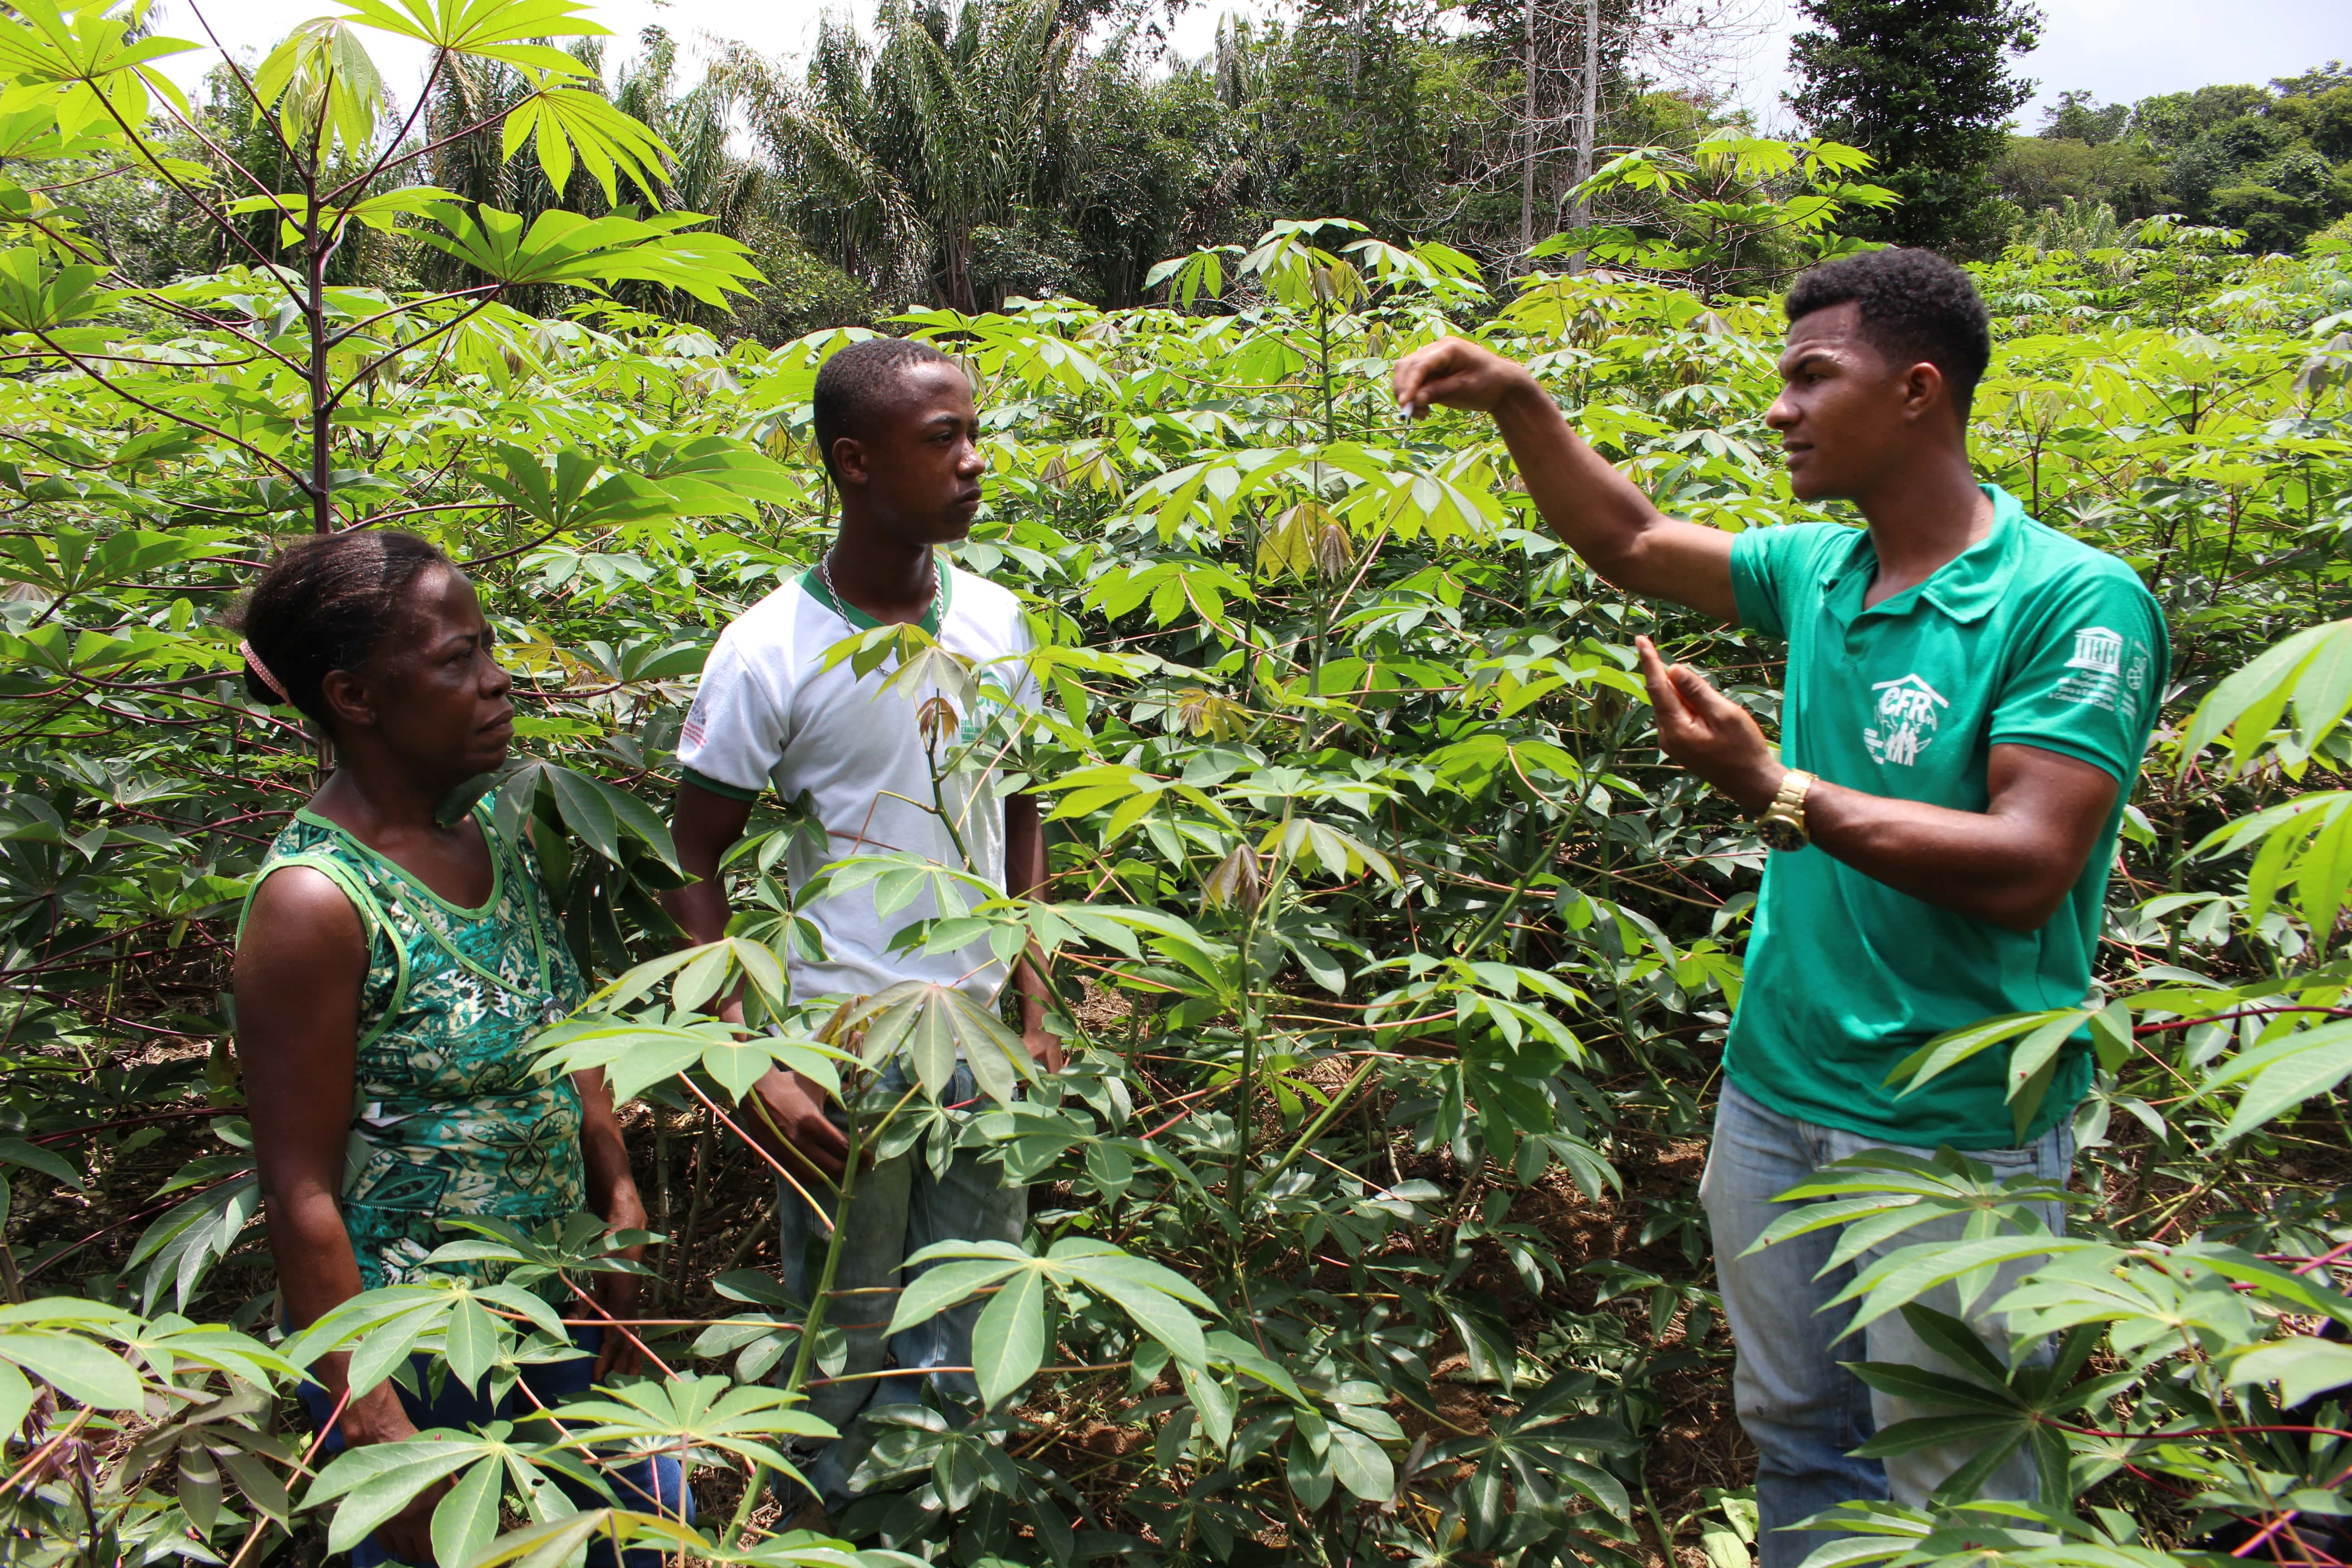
[{"left": 1392, "top": 248, "right": 2164, "bottom": 1557}]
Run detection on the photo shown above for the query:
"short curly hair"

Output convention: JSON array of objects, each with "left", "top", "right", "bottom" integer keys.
[
  {"left": 1784, "top": 247, "right": 1992, "bottom": 421},
  {"left": 811, "top": 337, "right": 960, "bottom": 482}
]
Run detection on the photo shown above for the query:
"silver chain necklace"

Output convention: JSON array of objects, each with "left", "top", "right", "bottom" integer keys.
[{"left": 818, "top": 547, "right": 942, "bottom": 626}]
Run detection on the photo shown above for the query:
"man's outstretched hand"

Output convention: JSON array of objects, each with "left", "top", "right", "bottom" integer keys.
[
  {"left": 1635, "top": 635, "right": 1784, "bottom": 816},
  {"left": 1392, "top": 337, "right": 1544, "bottom": 419}
]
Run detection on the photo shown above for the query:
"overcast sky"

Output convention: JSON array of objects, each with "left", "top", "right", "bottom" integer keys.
[
  {"left": 1725, "top": 0, "right": 2352, "bottom": 131},
  {"left": 157, "top": 0, "right": 2352, "bottom": 136}
]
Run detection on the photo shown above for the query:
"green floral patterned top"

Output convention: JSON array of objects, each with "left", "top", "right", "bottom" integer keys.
[{"left": 239, "top": 803, "right": 588, "bottom": 1293}]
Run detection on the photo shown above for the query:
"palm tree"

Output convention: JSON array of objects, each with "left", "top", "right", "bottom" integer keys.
[{"left": 740, "top": 0, "right": 1088, "bottom": 313}]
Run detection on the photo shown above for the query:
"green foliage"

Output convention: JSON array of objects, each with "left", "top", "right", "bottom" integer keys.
[
  {"left": 1786, "top": 0, "right": 2044, "bottom": 256},
  {"left": 3, "top": 4, "right": 2352, "bottom": 1561},
  {"left": 2009, "top": 66, "right": 2352, "bottom": 255}
]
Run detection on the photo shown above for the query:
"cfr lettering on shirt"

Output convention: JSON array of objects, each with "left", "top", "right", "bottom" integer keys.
[{"left": 1865, "top": 672, "right": 1947, "bottom": 767}]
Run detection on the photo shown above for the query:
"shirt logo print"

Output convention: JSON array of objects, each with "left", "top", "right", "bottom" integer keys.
[
  {"left": 2054, "top": 626, "right": 2140, "bottom": 712},
  {"left": 2066, "top": 626, "right": 2124, "bottom": 676},
  {"left": 1866, "top": 673, "right": 1948, "bottom": 767}
]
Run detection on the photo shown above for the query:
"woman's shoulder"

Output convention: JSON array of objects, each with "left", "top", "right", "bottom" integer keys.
[
  {"left": 238, "top": 858, "right": 368, "bottom": 976},
  {"left": 241, "top": 808, "right": 386, "bottom": 950}
]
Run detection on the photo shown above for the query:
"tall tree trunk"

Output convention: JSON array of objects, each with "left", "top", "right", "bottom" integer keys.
[
  {"left": 944, "top": 230, "right": 976, "bottom": 314},
  {"left": 1518, "top": 0, "right": 1536, "bottom": 254},
  {"left": 1569, "top": 0, "right": 1598, "bottom": 273}
]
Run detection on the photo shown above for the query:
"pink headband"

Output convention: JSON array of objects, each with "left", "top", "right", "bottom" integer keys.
[{"left": 239, "top": 639, "right": 291, "bottom": 705}]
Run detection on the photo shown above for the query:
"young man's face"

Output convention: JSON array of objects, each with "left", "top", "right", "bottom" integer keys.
[
  {"left": 1765, "top": 301, "right": 1948, "bottom": 503},
  {"left": 839, "top": 361, "right": 987, "bottom": 546}
]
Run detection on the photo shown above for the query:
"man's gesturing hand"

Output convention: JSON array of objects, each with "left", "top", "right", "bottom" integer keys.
[
  {"left": 1635, "top": 635, "right": 1784, "bottom": 816},
  {"left": 1392, "top": 336, "right": 1543, "bottom": 419}
]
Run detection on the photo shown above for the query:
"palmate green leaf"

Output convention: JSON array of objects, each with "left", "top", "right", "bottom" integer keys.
[
  {"left": 889, "top": 1237, "right": 1217, "bottom": 1402},
  {"left": 466, "top": 1509, "right": 712, "bottom": 1568},
  {"left": 537, "top": 1016, "right": 708, "bottom": 1102},
  {"left": 0, "top": 1134, "right": 80, "bottom": 1188},
  {"left": 111, "top": 1317, "right": 305, "bottom": 1393},
  {"left": 464, "top": 1510, "right": 617, "bottom": 1568},
  {"left": 851, "top": 978, "right": 1035, "bottom": 1104},
  {"left": 0, "top": 1327, "right": 146, "bottom": 1409},
  {"left": 2183, "top": 617, "right": 2352, "bottom": 777},
  {"left": 2168, "top": 1240, "right": 2352, "bottom": 1327},
  {"left": 125, "top": 1172, "right": 260, "bottom": 1311},
  {"left": 2198, "top": 1017, "right": 2352, "bottom": 1139},
  {"left": 410, "top": 207, "right": 761, "bottom": 307},
  {"left": 309, "top": 1432, "right": 510, "bottom": 1551},
  {"left": 0, "top": 245, "right": 121, "bottom": 333},
  {"left": 1327, "top": 1423, "right": 1394, "bottom": 1502},
  {"left": 282, "top": 1279, "right": 564, "bottom": 1399},
  {"left": 0, "top": 0, "right": 196, "bottom": 137},
  {"left": 1749, "top": 1148, "right": 2072, "bottom": 1270},
  {"left": 1823, "top": 1235, "right": 2097, "bottom": 1337},
  {"left": 1886, "top": 1008, "right": 2094, "bottom": 1100},
  {"left": 2198, "top": 792, "right": 2352, "bottom": 952},
  {"left": 970, "top": 1267, "right": 1047, "bottom": 1408},
  {"left": 333, "top": 0, "right": 606, "bottom": 70},
  {"left": 250, "top": 17, "right": 381, "bottom": 159},
  {"left": 503, "top": 80, "right": 674, "bottom": 206},
  {"left": 550, "top": 1372, "right": 834, "bottom": 1472},
  {"left": 2231, "top": 1335, "right": 2352, "bottom": 1406},
  {"left": 571, "top": 940, "right": 795, "bottom": 1025},
  {"left": 431, "top": 1455, "right": 504, "bottom": 1568},
  {"left": 0, "top": 524, "right": 241, "bottom": 599}
]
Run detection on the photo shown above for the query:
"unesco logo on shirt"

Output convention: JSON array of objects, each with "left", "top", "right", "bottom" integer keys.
[
  {"left": 1864, "top": 673, "right": 1947, "bottom": 768},
  {"left": 2055, "top": 624, "right": 2146, "bottom": 713}
]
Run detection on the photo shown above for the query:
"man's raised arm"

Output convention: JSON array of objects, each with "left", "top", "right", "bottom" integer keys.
[{"left": 1392, "top": 337, "right": 1739, "bottom": 623}]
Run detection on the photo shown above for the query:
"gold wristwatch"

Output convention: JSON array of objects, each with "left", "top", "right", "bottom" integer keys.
[{"left": 1757, "top": 769, "right": 1816, "bottom": 851}]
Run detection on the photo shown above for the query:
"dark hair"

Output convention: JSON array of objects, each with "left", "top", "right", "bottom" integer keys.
[
  {"left": 232, "top": 530, "right": 451, "bottom": 723},
  {"left": 811, "top": 337, "right": 960, "bottom": 481},
  {"left": 1784, "top": 247, "right": 1992, "bottom": 420}
]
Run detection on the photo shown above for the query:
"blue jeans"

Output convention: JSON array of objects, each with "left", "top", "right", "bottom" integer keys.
[
  {"left": 296, "top": 1324, "right": 690, "bottom": 1567},
  {"left": 775, "top": 1063, "right": 1029, "bottom": 1510},
  {"left": 1699, "top": 1081, "right": 2073, "bottom": 1568}
]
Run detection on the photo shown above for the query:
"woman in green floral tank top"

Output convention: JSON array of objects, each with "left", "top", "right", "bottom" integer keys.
[{"left": 231, "top": 531, "right": 664, "bottom": 1565}]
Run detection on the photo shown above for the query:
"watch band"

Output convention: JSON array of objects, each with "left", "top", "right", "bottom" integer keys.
[{"left": 1759, "top": 768, "right": 1816, "bottom": 849}]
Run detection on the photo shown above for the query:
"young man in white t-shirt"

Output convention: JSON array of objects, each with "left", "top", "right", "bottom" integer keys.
[{"left": 665, "top": 337, "right": 1058, "bottom": 1515}]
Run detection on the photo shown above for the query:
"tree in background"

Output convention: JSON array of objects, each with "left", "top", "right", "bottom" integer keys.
[
  {"left": 1785, "top": 0, "right": 2042, "bottom": 256},
  {"left": 2000, "top": 64, "right": 2352, "bottom": 257},
  {"left": 2042, "top": 89, "right": 2127, "bottom": 145}
]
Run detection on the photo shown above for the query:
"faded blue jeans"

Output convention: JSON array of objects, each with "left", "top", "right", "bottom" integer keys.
[
  {"left": 1700, "top": 1080, "right": 2074, "bottom": 1568},
  {"left": 775, "top": 1062, "right": 1028, "bottom": 1510}
]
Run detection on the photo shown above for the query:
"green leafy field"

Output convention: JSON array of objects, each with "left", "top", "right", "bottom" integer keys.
[{"left": 6, "top": 5, "right": 2352, "bottom": 1566}]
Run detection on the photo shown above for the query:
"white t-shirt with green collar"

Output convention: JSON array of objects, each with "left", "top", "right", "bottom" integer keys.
[{"left": 677, "top": 561, "right": 1039, "bottom": 1006}]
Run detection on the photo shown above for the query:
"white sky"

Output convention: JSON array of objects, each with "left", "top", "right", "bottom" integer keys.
[
  {"left": 157, "top": 0, "right": 2352, "bottom": 137},
  {"left": 1724, "top": 0, "right": 2352, "bottom": 132}
]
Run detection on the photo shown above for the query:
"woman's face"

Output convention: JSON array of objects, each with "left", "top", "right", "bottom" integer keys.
[{"left": 328, "top": 564, "right": 515, "bottom": 778}]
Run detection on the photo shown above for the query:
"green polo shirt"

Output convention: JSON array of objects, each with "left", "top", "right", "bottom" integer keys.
[{"left": 1724, "top": 485, "right": 2166, "bottom": 1147}]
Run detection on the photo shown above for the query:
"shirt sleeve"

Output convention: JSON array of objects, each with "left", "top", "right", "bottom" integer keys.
[
  {"left": 677, "top": 629, "right": 789, "bottom": 801},
  {"left": 1988, "top": 568, "right": 2168, "bottom": 785},
  {"left": 1729, "top": 522, "right": 1829, "bottom": 640}
]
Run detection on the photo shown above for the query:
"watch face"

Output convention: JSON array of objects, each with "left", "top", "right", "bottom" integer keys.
[{"left": 1759, "top": 816, "right": 1807, "bottom": 852}]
